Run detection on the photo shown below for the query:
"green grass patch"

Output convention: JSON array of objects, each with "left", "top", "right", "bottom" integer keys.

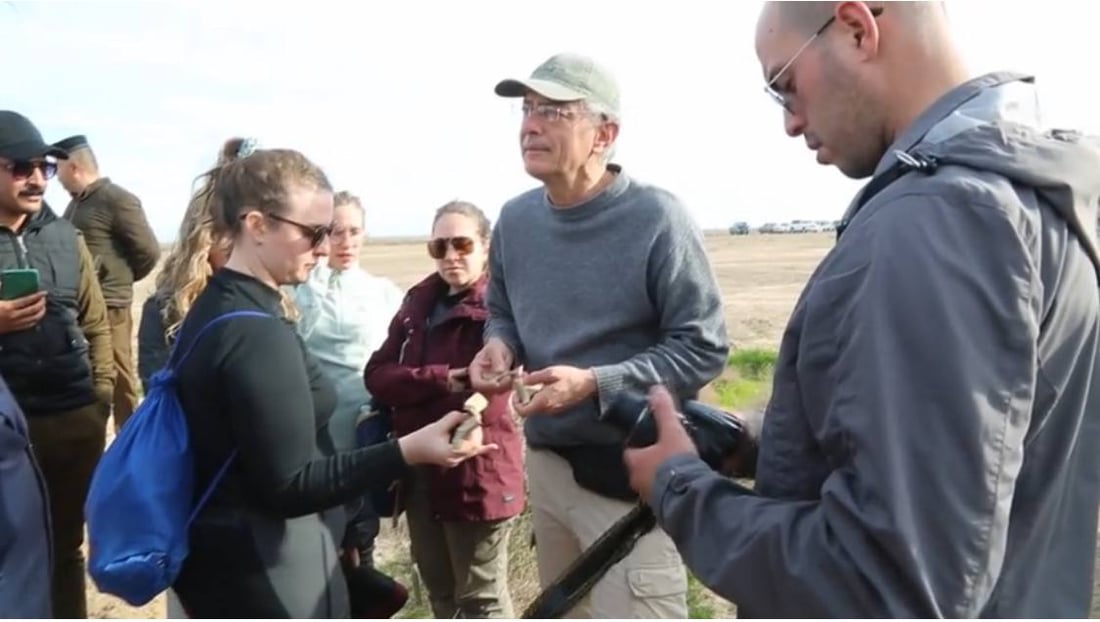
[
  {"left": 727, "top": 348, "right": 778, "bottom": 380},
  {"left": 711, "top": 375, "right": 770, "bottom": 411},
  {"left": 687, "top": 573, "right": 718, "bottom": 618},
  {"left": 709, "top": 347, "right": 777, "bottom": 412}
]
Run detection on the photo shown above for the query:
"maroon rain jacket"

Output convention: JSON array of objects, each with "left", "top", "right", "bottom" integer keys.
[{"left": 363, "top": 272, "right": 525, "bottom": 522}]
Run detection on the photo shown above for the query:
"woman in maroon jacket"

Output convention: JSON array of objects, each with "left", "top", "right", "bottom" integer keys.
[{"left": 364, "top": 200, "right": 525, "bottom": 619}]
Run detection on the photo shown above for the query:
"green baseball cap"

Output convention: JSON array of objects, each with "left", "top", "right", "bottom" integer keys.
[{"left": 494, "top": 53, "right": 621, "bottom": 118}]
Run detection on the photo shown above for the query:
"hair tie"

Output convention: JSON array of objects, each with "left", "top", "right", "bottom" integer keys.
[{"left": 237, "top": 137, "right": 259, "bottom": 159}]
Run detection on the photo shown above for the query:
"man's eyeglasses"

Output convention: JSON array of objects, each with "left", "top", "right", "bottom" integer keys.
[
  {"left": 764, "top": 7, "right": 884, "bottom": 113},
  {"left": 427, "top": 236, "right": 475, "bottom": 259},
  {"left": 1, "top": 159, "right": 57, "bottom": 181},
  {"left": 520, "top": 101, "right": 590, "bottom": 124},
  {"left": 266, "top": 213, "right": 332, "bottom": 248}
]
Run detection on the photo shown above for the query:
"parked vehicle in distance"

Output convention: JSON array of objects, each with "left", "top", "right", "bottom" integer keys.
[
  {"left": 758, "top": 220, "right": 839, "bottom": 234},
  {"left": 729, "top": 221, "right": 750, "bottom": 235}
]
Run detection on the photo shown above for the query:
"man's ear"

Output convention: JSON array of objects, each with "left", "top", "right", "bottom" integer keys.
[
  {"left": 835, "top": 1, "right": 881, "bottom": 59},
  {"left": 594, "top": 121, "right": 620, "bottom": 159}
]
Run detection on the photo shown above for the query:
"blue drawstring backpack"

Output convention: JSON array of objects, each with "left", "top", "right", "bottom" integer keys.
[{"left": 84, "top": 310, "right": 271, "bottom": 607}]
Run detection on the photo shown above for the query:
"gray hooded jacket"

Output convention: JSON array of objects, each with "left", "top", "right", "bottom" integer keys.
[
  {"left": 0, "top": 373, "right": 52, "bottom": 618},
  {"left": 651, "top": 72, "right": 1100, "bottom": 617}
]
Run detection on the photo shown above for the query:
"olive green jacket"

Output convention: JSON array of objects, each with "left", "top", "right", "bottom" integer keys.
[{"left": 63, "top": 177, "right": 160, "bottom": 307}]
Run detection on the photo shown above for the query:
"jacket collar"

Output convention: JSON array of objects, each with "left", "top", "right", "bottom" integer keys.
[
  {"left": 73, "top": 176, "right": 109, "bottom": 201},
  {"left": 10, "top": 201, "right": 60, "bottom": 235},
  {"left": 403, "top": 272, "right": 489, "bottom": 323},
  {"left": 211, "top": 267, "right": 288, "bottom": 316},
  {"left": 872, "top": 71, "right": 1033, "bottom": 177}
]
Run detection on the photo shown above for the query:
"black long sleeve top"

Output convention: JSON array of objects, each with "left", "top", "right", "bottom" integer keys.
[{"left": 174, "top": 268, "right": 407, "bottom": 518}]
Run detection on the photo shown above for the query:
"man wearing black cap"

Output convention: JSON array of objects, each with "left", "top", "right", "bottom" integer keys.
[
  {"left": 0, "top": 111, "right": 115, "bottom": 619},
  {"left": 54, "top": 134, "right": 159, "bottom": 431}
]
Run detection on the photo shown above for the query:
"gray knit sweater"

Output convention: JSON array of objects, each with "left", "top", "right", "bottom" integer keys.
[{"left": 486, "top": 167, "right": 729, "bottom": 447}]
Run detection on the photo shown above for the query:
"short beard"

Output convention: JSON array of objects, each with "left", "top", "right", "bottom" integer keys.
[
  {"left": 2, "top": 197, "right": 41, "bottom": 216},
  {"left": 820, "top": 48, "right": 889, "bottom": 179}
]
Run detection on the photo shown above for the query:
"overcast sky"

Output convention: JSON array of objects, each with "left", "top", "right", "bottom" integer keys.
[{"left": 4, "top": 0, "right": 1095, "bottom": 241}]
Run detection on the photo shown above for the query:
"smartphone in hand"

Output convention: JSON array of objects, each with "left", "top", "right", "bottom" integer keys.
[{"left": 0, "top": 268, "right": 41, "bottom": 301}]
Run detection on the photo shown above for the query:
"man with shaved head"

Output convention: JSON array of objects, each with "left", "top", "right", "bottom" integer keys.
[
  {"left": 623, "top": 1, "right": 1100, "bottom": 617},
  {"left": 54, "top": 135, "right": 159, "bottom": 431}
]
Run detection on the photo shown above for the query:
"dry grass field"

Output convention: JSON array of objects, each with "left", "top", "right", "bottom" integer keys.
[{"left": 83, "top": 232, "right": 1099, "bottom": 618}]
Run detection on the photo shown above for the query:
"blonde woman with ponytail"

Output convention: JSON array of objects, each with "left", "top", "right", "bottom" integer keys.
[
  {"left": 136, "top": 138, "right": 244, "bottom": 389},
  {"left": 164, "top": 144, "right": 493, "bottom": 618}
]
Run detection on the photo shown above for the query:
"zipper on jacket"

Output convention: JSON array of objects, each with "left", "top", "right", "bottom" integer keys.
[
  {"left": 15, "top": 235, "right": 29, "bottom": 267},
  {"left": 418, "top": 317, "right": 431, "bottom": 364},
  {"left": 3, "top": 230, "right": 29, "bottom": 268},
  {"left": 397, "top": 316, "right": 413, "bottom": 365},
  {"left": 416, "top": 296, "right": 469, "bottom": 365}
]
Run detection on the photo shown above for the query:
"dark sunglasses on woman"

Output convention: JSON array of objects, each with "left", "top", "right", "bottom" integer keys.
[
  {"left": 427, "top": 236, "right": 475, "bottom": 259},
  {"left": 240, "top": 212, "right": 332, "bottom": 249}
]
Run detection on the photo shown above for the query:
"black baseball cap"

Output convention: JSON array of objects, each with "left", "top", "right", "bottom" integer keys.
[
  {"left": 0, "top": 111, "right": 69, "bottom": 161},
  {"left": 53, "top": 134, "right": 90, "bottom": 154}
]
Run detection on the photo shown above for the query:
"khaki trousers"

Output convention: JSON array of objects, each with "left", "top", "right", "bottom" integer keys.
[
  {"left": 107, "top": 306, "right": 139, "bottom": 430},
  {"left": 27, "top": 401, "right": 109, "bottom": 619},
  {"left": 527, "top": 448, "right": 688, "bottom": 618},
  {"left": 404, "top": 468, "right": 514, "bottom": 618}
]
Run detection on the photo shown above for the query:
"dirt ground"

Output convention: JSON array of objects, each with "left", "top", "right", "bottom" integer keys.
[{"left": 84, "top": 232, "right": 1099, "bottom": 618}]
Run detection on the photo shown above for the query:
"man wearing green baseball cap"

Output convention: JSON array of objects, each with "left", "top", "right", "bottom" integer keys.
[
  {"left": 493, "top": 52, "right": 621, "bottom": 118},
  {"left": 471, "top": 53, "right": 730, "bottom": 618},
  {"left": 492, "top": 52, "right": 621, "bottom": 173}
]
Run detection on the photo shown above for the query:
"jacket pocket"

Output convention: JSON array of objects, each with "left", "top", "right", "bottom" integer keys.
[{"left": 627, "top": 563, "right": 688, "bottom": 617}]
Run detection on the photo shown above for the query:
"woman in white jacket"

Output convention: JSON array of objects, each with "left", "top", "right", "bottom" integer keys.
[
  {"left": 291, "top": 191, "right": 408, "bottom": 616},
  {"left": 293, "top": 191, "right": 404, "bottom": 461}
]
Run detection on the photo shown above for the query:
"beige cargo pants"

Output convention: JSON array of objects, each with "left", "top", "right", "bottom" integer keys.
[{"left": 526, "top": 448, "right": 688, "bottom": 618}]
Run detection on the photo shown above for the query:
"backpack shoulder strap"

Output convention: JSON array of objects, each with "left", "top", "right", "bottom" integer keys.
[
  {"left": 836, "top": 151, "right": 939, "bottom": 240},
  {"left": 187, "top": 449, "right": 237, "bottom": 527},
  {"left": 168, "top": 309, "right": 273, "bottom": 527},
  {"left": 169, "top": 310, "right": 274, "bottom": 372}
]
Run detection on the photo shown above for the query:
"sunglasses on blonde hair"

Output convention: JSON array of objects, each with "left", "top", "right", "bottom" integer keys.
[{"left": 427, "top": 236, "right": 475, "bottom": 259}]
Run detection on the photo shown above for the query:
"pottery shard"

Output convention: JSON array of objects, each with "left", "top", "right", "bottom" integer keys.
[
  {"left": 512, "top": 377, "right": 544, "bottom": 406},
  {"left": 463, "top": 392, "right": 489, "bottom": 419},
  {"left": 451, "top": 393, "right": 489, "bottom": 449}
]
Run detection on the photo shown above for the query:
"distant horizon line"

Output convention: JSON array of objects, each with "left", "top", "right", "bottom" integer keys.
[{"left": 153, "top": 228, "right": 780, "bottom": 249}]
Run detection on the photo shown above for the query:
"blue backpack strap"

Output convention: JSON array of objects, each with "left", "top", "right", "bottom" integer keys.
[
  {"left": 187, "top": 450, "right": 237, "bottom": 527},
  {"left": 168, "top": 309, "right": 274, "bottom": 527},
  {"left": 169, "top": 309, "right": 274, "bottom": 372}
]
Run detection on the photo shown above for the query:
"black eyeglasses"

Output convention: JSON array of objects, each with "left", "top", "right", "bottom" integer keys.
[
  {"left": 240, "top": 212, "right": 331, "bottom": 248},
  {"left": 1, "top": 159, "right": 57, "bottom": 181},
  {"left": 764, "top": 6, "right": 885, "bottom": 113}
]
